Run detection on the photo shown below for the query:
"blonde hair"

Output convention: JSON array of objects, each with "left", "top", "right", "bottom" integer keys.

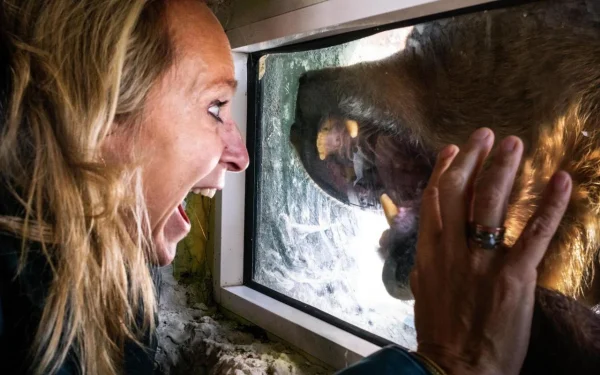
[{"left": 0, "top": 0, "right": 175, "bottom": 373}]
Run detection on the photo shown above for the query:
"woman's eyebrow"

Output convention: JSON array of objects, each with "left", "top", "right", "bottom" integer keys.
[
  {"left": 215, "top": 78, "right": 238, "bottom": 90},
  {"left": 208, "top": 78, "right": 238, "bottom": 93},
  {"left": 190, "top": 77, "right": 238, "bottom": 95}
]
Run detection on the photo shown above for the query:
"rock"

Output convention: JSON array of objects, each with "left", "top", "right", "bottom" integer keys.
[
  {"left": 194, "top": 302, "right": 208, "bottom": 310},
  {"left": 156, "top": 266, "right": 331, "bottom": 375},
  {"left": 269, "top": 359, "right": 294, "bottom": 375}
]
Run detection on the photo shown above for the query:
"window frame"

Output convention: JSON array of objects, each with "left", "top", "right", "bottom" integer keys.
[{"left": 212, "top": 0, "right": 537, "bottom": 370}]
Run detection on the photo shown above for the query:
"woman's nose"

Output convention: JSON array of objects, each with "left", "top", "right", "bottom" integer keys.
[{"left": 221, "top": 124, "right": 249, "bottom": 172}]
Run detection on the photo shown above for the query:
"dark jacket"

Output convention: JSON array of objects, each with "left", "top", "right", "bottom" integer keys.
[
  {"left": 336, "top": 345, "right": 432, "bottom": 375},
  {"left": 0, "top": 193, "right": 158, "bottom": 374}
]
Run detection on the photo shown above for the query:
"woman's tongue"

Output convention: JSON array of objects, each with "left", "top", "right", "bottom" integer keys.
[
  {"left": 178, "top": 203, "right": 190, "bottom": 224},
  {"left": 163, "top": 203, "right": 191, "bottom": 244}
]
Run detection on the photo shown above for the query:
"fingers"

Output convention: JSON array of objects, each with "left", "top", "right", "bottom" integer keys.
[
  {"left": 416, "top": 145, "right": 457, "bottom": 255},
  {"left": 509, "top": 171, "right": 572, "bottom": 273},
  {"left": 438, "top": 128, "right": 494, "bottom": 246},
  {"left": 410, "top": 269, "right": 419, "bottom": 297},
  {"left": 471, "top": 136, "right": 524, "bottom": 229},
  {"left": 428, "top": 145, "right": 459, "bottom": 188}
]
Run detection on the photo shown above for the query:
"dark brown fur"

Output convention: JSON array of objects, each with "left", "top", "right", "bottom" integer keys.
[
  {"left": 523, "top": 288, "right": 600, "bottom": 374},
  {"left": 291, "top": 0, "right": 600, "bottom": 305}
]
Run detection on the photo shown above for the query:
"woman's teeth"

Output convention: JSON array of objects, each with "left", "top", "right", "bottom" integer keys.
[{"left": 192, "top": 188, "right": 216, "bottom": 198}]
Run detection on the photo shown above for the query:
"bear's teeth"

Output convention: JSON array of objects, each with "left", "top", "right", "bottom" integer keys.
[
  {"left": 380, "top": 193, "right": 399, "bottom": 226},
  {"left": 345, "top": 119, "right": 359, "bottom": 138}
]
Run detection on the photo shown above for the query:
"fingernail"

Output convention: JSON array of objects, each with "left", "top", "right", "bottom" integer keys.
[
  {"left": 501, "top": 137, "right": 518, "bottom": 152},
  {"left": 471, "top": 128, "right": 491, "bottom": 141},
  {"left": 552, "top": 171, "right": 570, "bottom": 192},
  {"left": 439, "top": 145, "right": 456, "bottom": 159}
]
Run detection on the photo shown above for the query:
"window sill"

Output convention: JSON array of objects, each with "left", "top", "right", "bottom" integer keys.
[{"left": 219, "top": 285, "right": 381, "bottom": 370}]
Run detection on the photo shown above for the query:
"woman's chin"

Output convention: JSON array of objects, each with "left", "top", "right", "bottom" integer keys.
[
  {"left": 153, "top": 237, "right": 178, "bottom": 266},
  {"left": 153, "top": 205, "right": 192, "bottom": 266}
]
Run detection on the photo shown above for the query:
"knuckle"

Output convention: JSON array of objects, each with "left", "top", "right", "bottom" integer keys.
[
  {"left": 500, "top": 262, "right": 527, "bottom": 282},
  {"left": 497, "top": 265, "right": 535, "bottom": 292},
  {"left": 527, "top": 212, "right": 558, "bottom": 239},
  {"left": 495, "top": 270, "right": 521, "bottom": 302},
  {"left": 498, "top": 266, "right": 519, "bottom": 285},
  {"left": 440, "top": 168, "right": 467, "bottom": 192},
  {"left": 422, "top": 186, "right": 439, "bottom": 202},
  {"left": 475, "top": 186, "right": 505, "bottom": 212}
]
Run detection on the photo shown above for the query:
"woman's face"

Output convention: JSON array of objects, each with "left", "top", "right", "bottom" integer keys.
[{"left": 137, "top": 1, "right": 248, "bottom": 265}]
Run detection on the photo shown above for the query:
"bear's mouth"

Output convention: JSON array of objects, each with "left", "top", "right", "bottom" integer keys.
[
  {"left": 291, "top": 115, "right": 434, "bottom": 218},
  {"left": 291, "top": 115, "right": 435, "bottom": 300}
]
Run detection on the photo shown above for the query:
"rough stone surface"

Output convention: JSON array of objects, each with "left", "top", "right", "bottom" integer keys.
[{"left": 155, "top": 266, "right": 332, "bottom": 375}]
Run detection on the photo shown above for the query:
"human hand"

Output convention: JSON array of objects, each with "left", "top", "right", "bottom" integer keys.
[{"left": 410, "top": 128, "right": 572, "bottom": 375}]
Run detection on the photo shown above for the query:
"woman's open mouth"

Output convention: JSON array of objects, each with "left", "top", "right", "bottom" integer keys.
[{"left": 177, "top": 203, "right": 190, "bottom": 224}]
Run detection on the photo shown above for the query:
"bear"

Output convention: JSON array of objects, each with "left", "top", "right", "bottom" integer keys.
[{"left": 290, "top": 0, "right": 600, "bottom": 306}]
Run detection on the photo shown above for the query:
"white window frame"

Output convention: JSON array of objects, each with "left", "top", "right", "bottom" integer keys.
[{"left": 213, "top": 0, "right": 497, "bottom": 370}]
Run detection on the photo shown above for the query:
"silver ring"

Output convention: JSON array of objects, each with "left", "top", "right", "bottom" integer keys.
[{"left": 468, "top": 222, "right": 505, "bottom": 250}]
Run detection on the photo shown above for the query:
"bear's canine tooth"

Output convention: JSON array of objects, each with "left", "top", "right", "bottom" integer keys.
[
  {"left": 345, "top": 119, "right": 359, "bottom": 138},
  {"left": 380, "top": 193, "right": 399, "bottom": 226}
]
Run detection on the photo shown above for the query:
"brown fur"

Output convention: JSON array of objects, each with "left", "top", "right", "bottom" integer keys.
[
  {"left": 291, "top": 0, "right": 600, "bottom": 304},
  {"left": 523, "top": 288, "right": 600, "bottom": 374}
]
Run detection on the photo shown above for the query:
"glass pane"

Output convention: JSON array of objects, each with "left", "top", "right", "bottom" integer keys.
[
  {"left": 253, "top": 27, "right": 418, "bottom": 348},
  {"left": 252, "top": 0, "right": 598, "bottom": 349}
]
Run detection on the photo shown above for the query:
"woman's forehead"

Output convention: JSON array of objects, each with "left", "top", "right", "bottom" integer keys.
[
  {"left": 167, "top": 0, "right": 230, "bottom": 54},
  {"left": 167, "top": 0, "right": 234, "bottom": 87}
]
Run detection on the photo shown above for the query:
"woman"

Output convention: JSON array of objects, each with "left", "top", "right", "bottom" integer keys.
[
  {"left": 0, "top": 0, "right": 576, "bottom": 374},
  {"left": 0, "top": 1, "right": 247, "bottom": 373}
]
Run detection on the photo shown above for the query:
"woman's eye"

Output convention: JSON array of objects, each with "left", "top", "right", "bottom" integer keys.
[
  {"left": 208, "top": 100, "right": 228, "bottom": 122},
  {"left": 208, "top": 104, "right": 221, "bottom": 120}
]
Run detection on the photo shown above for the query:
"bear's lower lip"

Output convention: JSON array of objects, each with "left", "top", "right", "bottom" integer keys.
[
  {"left": 378, "top": 193, "right": 420, "bottom": 301},
  {"left": 382, "top": 256, "right": 414, "bottom": 300}
]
